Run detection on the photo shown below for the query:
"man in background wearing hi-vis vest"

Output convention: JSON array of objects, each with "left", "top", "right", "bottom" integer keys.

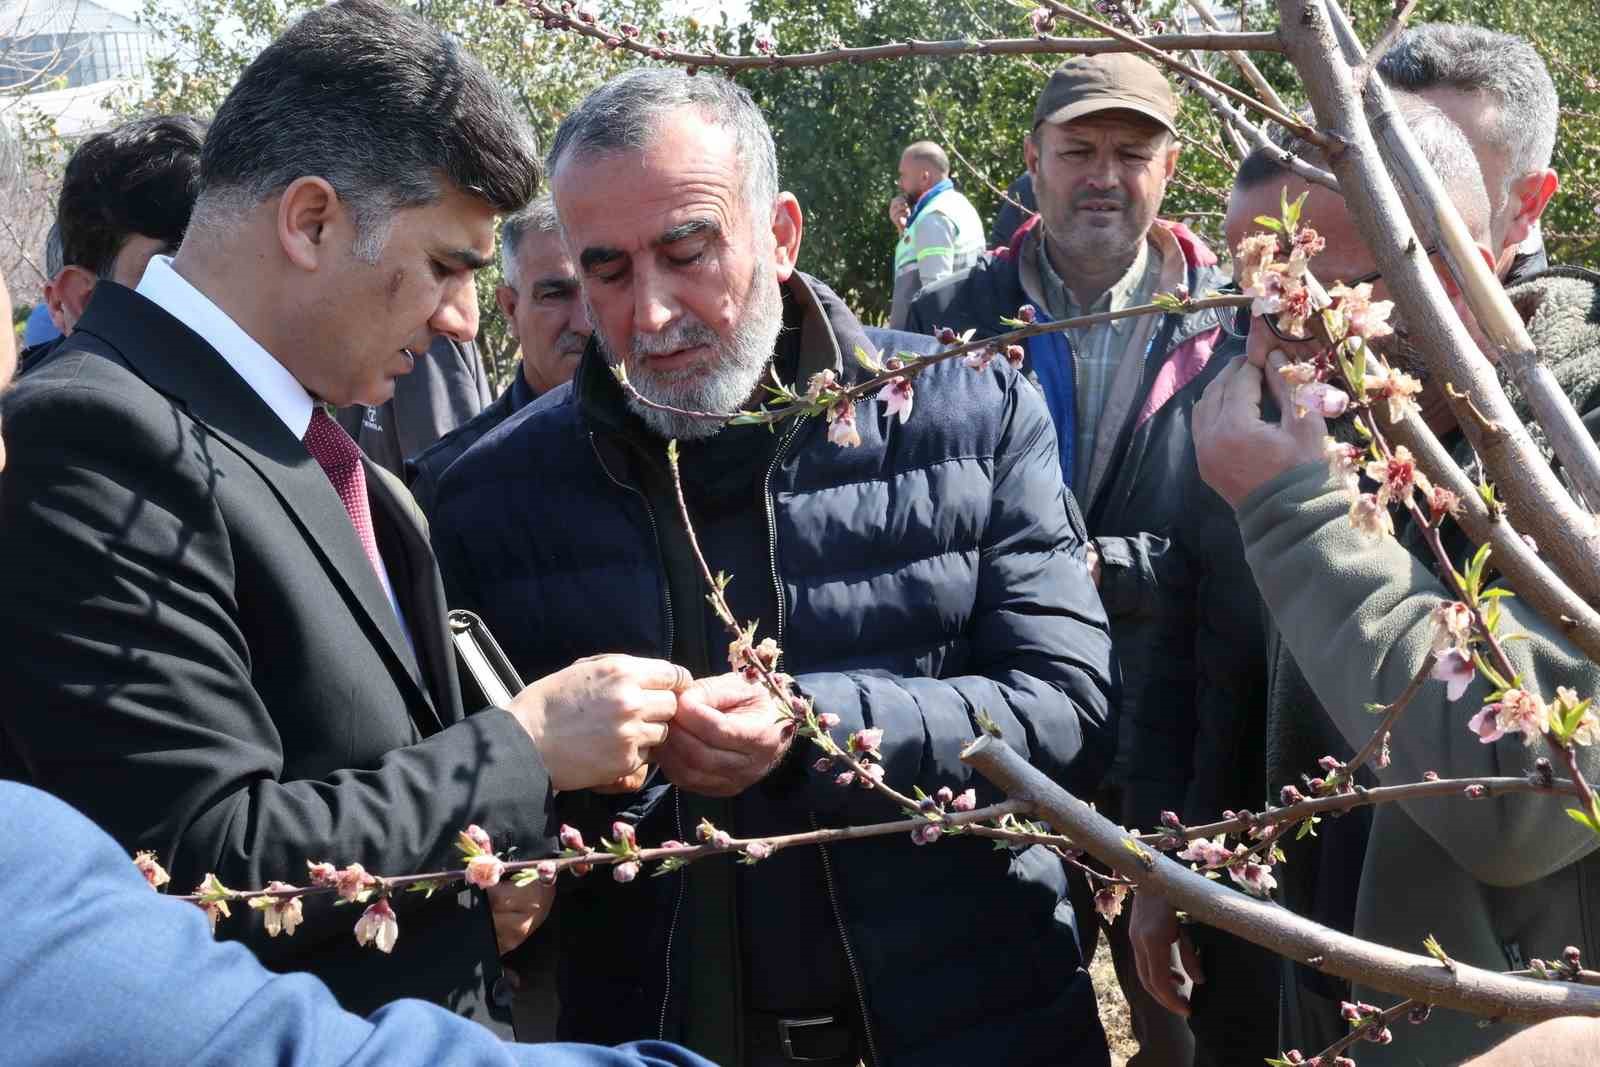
[{"left": 886, "top": 140, "right": 984, "bottom": 329}]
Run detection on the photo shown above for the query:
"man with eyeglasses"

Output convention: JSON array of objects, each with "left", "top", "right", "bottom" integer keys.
[{"left": 1157, "top": 101, "right": 1600, "bottom": 1065}]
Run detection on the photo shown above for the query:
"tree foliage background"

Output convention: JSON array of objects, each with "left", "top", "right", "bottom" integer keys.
[{"left": 5, "top": 0, "right": 1597, "bottom": 367}]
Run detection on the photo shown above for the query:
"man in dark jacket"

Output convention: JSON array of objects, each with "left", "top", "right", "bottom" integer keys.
[
  {"left": 431, "top": 69, "right": 1116, "bottom": 1067},
  {"left": 906, "top": 53, "right": 1254, "bottom": 1066},
  {"left": 408, "top": 195, "right": 591, "bottom": 518}
]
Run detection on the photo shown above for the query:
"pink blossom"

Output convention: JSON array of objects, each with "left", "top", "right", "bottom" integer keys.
[
  {"left": 858, "top": 763, "right": 886, "bottom": 788},
  {"left": 743, "top": 841, "right": 772, "bottom": 861},
  {"left": 306, "top": 861, "right": 338, "bottom": 887},
  {"left": 1291, "top": 226, "right": 1326, "bottom": 259},
  {"left": 248, "top": 883, "right": 304, "bottom": 938},
  {"left": 193, "top": 873, "right": 232, "bottom": 934},
  {"left": 333, "top": 863, "right": 377, "bottom": 903},
  {"left": 1277, "top": 360, "right": 1319, "bottom": 388},
  {"left": 1428, "top": 601, "right": 1474, "bottom": 656},
  {"left": 1364, "top": 446, "right": 1431, "bottom": 508},
  {"left": 1016, "top": 305, "right": 1037, "bottom": 324},
  {"left": 1093, "top": 884, "right": 1128, "bottom": 922},
  {"left": 816, "top": 712, "right": 841, "bottom": 730},
  {"left": 559, "top": 825, "right": 585, "bottom": 852},
  {"left": 462, "top": 824, "right": 494, "bottom": 855},
  {"left": 1325, "top": 439, "right": 1362, "bottom": 498},
  {"left": 1275, "top": 283, "right": 1317, "bottom": 339},
  {"left": 613, "top": 861, "right": 640, "bottom": 883},
  {"left": 1176, "top": 834, "right": 1231, "bottom": 869},
  {"left": 834, "top": 771, "right": 856, "bottom": 788},
  {"left": 1490, "top": 688, "right": 1549, "bottom": 744},
  {"left": 536, "top": 861, "right": 558, "bottom": 886},
  {"left": 1431, "top": 648, "right": 1476, "bottom": 702},
  {"left": 1227, "top": 855, "right": 1278, "bottom": 897},
  {"left": 1005, "top": 344, "right": 1025, "bottom": 370},
  {"left": 753, "top": 637, "right": 780, "bottom": 669},
  {"left": 1363, "top": 364, "right": 1424, "bottom": 424},
  {"left": 1296, "top": 382, "right": 1350, "bottom": 419},
  {"left": 803, "top": 369, "right": 838, "bottom": 403},
  {"left": 935, "top": 326, "right": 957, "bottom": 344},
  {"left": 1027, "top": 6, "right": 1053, "bottom": 33},
  {"left": 353, "top": 898, "right": 399, "bottom": 954},
  {"left": 882, "top": 377, "right": 914, "bottom": 424},
  {"left": 963, "top": 347, "right": 995, "bottom": 371},
  {"left": 1328, "top": 282, "right": 1394, "bottom": 340},
  {"left": 611, "top": 821, "right": 637, "bottom": 849},
  {"left": 813, "top": 757, "right": 833, "bottom": 773},
  {"left": 465, "top": 853, "right": 506, "bottom": 889},
  {"left": 133, "top": 851, "right": 170, "bottom": 890},
  {"left": 826, "top": 401, "right": 861, "bottom": 448},
  {"left": 849, "top": 728, "right": 884, "bottom": 757},
  {"left": 910, "top": 822, "right": 941, "bottom": 846},
  {"left": 1556, "top": 687, "right": 1600, "bottom": 746},
  {"left": 1347, "top": 493, "right": 1395, "bottom": 539},
  {"left": 197, "top": 898, "right": 229, "bottom": 934},
  {"left": 1234, "top": 233, "right": 1281, "bottom": 295},
  {"left": 950, "top": 788, "right": 977, "bottom": 812},
  {"left": 934, "top": 786, "right": 954, "bottom": 806},
  {"left": 1428, "top": 485, "right": 1462, "bottom": 523},
  {"left": 754, "top": 35, "right": 775, "bottom": 54}
]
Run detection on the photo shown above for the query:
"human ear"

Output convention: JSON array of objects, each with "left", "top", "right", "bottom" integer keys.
[
  {"left": 276, "top": 176, "right": 342, "bottom": 272},
  {"left": 769, "top": 193, "right": 804, "bottom": 282}
]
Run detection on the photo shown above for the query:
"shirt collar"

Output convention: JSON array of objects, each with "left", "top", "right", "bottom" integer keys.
[
  {"left": 136, "top": 256, "right": 317, "bottom": 439},
  {"left": 907, "top": 177, "right": 954, "bottom": 228}
]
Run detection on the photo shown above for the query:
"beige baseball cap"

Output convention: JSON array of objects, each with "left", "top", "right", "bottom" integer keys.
[{"left": 1032, "top": 53, "right": 1179, "bottom": 135}]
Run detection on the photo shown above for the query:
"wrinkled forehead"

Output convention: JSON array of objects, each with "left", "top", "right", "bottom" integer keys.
[{"left": 1045, "top": 111, "right": 1170, "bottom": 147}]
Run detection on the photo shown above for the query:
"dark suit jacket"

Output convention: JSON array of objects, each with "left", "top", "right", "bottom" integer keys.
[
  {"left": 0, "top": 283, "right": 553, "bottom": 1029},
  {"left": 0, "top": 782, "right": 715, "bottom": 1067},
  {"left": 406, "top": 375, "right": 531, "bottom": 521}
]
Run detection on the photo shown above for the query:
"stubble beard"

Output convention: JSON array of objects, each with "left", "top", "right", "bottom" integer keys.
[{"left": 593, "top": 263, "right": 785, "bottom": 442}]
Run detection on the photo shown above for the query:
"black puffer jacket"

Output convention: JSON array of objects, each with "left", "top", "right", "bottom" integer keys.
[{"left": 431, "top": 273, "right": 1116, "bottom": 1066}]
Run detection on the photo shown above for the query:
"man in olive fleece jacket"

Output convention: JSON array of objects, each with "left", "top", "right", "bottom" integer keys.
[{"left": 1194, "top": 263, "right": 1600, "bottom": 1065}]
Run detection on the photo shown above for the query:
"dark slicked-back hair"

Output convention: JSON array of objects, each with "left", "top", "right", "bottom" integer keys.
[
  {"left": 57, "top": 115, "right": 203, "bottom": 279},
  {"left": 197, "top": 0, "right": 539, "bottom": 260}
]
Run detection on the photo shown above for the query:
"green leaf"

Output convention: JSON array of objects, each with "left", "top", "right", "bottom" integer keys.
[
  {"left": 1567, "top": 806, "right": 1600, "bottom": 834},
  {"left": 853, "top": 344, "right": 883, "bottom": 374},
  {"left": 975, "top": 709, "right": 1003, "bottom": 739},
  {"left": 1283, "top": 188, "right": 1308, "bottom": 231},
  {"left": 1295, "top": 815, "right": 1321, "bottom": 839},
  {"left": 1253, "top": 214, "right": 1284, "bottom": 233},
  {"left": 1474, "top": 651, "right": 1510, "bottom": 693}
]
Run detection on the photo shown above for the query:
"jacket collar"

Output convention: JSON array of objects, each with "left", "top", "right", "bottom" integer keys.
[
  {"left": 73, "top": 283, "right": 438, "bottom": 726},
  {"left": 907, "top": 178, "right": 954, "bottom": 229}
]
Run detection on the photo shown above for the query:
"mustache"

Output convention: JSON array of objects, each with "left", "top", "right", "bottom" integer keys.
[
  {"left": 1071, "top": 190, "right": 1129, "bottom": 210},
  {"left": 556, "top": 330, "right": 588, "bottom": 356},
  {"left": 629, "top": 317, "right": 721, "bottom": 358}
]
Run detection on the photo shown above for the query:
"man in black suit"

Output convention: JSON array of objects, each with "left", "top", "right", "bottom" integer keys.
[{"left": 0, "top": 0, "right": 682, "bottom": 1035}]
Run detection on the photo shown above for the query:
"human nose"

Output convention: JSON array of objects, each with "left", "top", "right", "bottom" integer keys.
[
  {"left": 431, "top": 276, "right": 480, "bottom": 343},
  {"left": 566, "top": 292, "right": 592, "bottom": 338},
  {"left": 632, "top": 265, "right": 675, "bottom": 335}
]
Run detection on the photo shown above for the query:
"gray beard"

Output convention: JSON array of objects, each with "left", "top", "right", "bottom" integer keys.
[{"left": 594, "top": 268, "right": 785, "bottom": 442}]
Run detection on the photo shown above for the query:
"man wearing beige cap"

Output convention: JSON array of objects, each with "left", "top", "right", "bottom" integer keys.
[{"left": 909, "top": 53, "right": 1278, "bottom": 1067}]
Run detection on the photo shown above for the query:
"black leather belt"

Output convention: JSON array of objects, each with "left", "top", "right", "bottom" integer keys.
[{"left": 744, "top": 1012, "right": 859, "bottom": 1064}]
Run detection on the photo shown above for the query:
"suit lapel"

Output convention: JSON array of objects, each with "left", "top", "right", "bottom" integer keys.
[
  {"left": 75, "top": 284, "right": 434, "bottom": 715},
  {"left": 367, "top": 461, "right": 459, "bottom": 730}
]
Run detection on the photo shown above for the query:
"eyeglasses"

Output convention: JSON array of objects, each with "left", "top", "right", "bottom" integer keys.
[{"left": 1258, "top": 244, "right": 1440, "bottom": 345}]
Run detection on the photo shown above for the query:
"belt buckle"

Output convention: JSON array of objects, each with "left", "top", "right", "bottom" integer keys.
[{"left": 778, "top": 1015, "right": 837, "bottom": 1062}]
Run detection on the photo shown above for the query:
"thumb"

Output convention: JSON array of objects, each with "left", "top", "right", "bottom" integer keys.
[{"left": 1263, "top": 348, "right": 1330, "bottom": 445}]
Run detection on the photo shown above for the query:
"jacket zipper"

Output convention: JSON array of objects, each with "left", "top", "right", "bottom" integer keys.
[
  {"left": 586, "top": 432, "right": 686, "bottom": 1041},
  {"left": 762, "top": 416, "right": 881, "bottom": 1066}
]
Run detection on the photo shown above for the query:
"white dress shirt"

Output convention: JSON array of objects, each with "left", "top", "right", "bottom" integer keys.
[{"left": 136, "top": 257, "right": 413, "bottom": 645}]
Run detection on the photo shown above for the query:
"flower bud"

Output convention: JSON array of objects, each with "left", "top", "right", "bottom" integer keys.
[
  {"left": 744, "top": 841, "right": 772, "bottom": 861},
  {"left": 133, "top": 850, "right": 171, "bottom": 890},
  {"left": 1407, "top": 1003, "right": 1431, "bottom": 1025},
  {"left": 814, "top": 757, "right": 834, "bottom": 773},
  {"left": 1280, "top": 785, "right": 1304, "bottom": 806},
  {"left": 910, "top": 822, "right": 941, "bottom": 846},
  {"left": 464, "top": 824, "right": 494, "bottom": 854},
  {"left": 817, "top": 712, "right": 841, "bottom": 730},
  {"left": 835, "top": 771, "right": 856, "bottom": 787},
  {"left": 465, "top": 853, "right": 506, "bottom": 890},
  {"left": 1004, "top": 344, "right": 1025, "bottom": 369},
  {"left": 951, "top": 788, "right": 977, "bottom": 812},
  {"left": 1159, "top": 811, "right": 1182, "bottom": 829},
  {"left": 936, "top": 326, "right": 957, "bottom": 344},
  {"left": 559, "top": 825, "right": 585, "bottom": 852},
  {"left": 536, "top": 861, "right": 558, "bottom": 886},
  {"left": 1565, "top": 945, "right": 1583, "bottom": 968},
  {"left": 935, "top": 786, "right": 954, "bottom": 806},
  {"left": 1464, "top": 784, "right": 1487, "bottom": 798},
  {"left": 611, "top": 821, "right": 637, "bottom": 848},
  {"left": 1017, "top": 304, "right": 1036, "bottom": 324},
  {"left": 613, "top": 861, "right": 640, "bottom": 883},
  {"left": 307, "top": 860, "right": 338, "bottom": 887}
]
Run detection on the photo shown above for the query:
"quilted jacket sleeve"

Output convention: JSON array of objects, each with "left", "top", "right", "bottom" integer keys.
[{"left": 789, "top": 370, "right": 1118, "bottom": 815}]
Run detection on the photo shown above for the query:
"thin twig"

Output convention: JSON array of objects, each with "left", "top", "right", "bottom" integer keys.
[
  {"left": 1307, "top": 998, "right": 1418, "bottom": 1064},
  {"left": 1345, "top": 651, "right": 1437, "bottom": 781},
  {"left": 522, "top": 3, "right": 1282, "bottom": 71}
]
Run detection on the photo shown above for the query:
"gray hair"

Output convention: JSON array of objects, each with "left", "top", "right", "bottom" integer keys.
[
  {"left": 1378, "top": 24, "right": 1558, "bottom": 210},
  {"left": 1236, "top": 102, "right": 1489, "bottom": 241},
  {"left": 44, "top": 222, "right": 62, "bottom": 278},
  {"left": 499, "top": 194, "right": 561, "bottom": 291},
  {"left": 547, "top": 69, "right": 779, "bottom": 227},
  {"left": 902, "top": 140, "right": 950, "bottom": 178}
]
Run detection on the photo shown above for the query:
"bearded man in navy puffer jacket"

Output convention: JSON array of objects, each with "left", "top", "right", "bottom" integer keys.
[{"left": 432, "top": 69, "right": 1117, "bottom": 1067}]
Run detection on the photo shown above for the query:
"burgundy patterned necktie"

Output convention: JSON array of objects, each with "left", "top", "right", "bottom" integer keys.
[{"left": 303, "top": 408, "right": 385, "bottom": 581}]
